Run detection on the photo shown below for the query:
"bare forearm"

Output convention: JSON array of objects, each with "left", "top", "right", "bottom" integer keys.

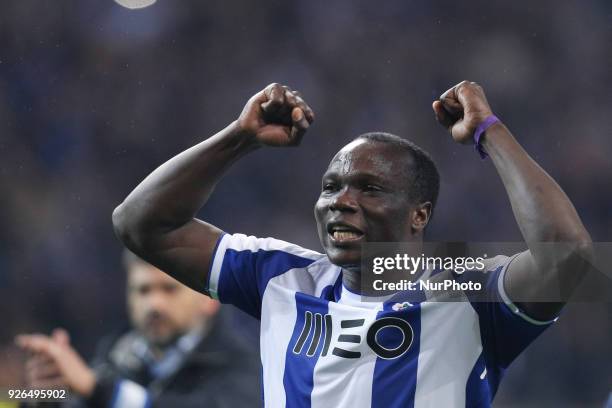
[
  {"left": 113, "top": 121, "right": 258, "bottom": 247},
  {"left": 434, "top": 81, "right": 593, "bottom": 316},
  {"left": 110, "top": 84, "right": 312, "bottom": 291},
  {"left": 483, "top": 123, "right": 592, "bottom": 257}
]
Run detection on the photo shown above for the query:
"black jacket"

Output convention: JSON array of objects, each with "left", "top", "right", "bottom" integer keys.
[{"left": 73, "top": 314, "right": 261, "bottom": 408}]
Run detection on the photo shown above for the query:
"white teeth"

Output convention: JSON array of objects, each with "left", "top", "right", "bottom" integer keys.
[{"left": 333, "top": 231, "right": 361, "bottom": 241}]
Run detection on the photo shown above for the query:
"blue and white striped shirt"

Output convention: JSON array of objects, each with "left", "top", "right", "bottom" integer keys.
[{"left": 206, "top": 233, "right": 556, "bottom": 408}]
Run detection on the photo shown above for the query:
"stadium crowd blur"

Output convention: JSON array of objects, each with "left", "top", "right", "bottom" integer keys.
[{"left": 1, "top": 1, "right": 610, "bottom": 406}]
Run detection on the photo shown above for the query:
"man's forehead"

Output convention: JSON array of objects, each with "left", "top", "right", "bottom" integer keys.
[
  {"left": 325, "top": 139, "right": 408, "bottom": 176},
  {"left": 128, "top": 264, "right": 177, "bottom": 286},
  {"left": 337, "top": 138, "right": 369, "bottom": 155}
]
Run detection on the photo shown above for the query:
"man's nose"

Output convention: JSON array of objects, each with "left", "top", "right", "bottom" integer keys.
[
  {"left": 145, "top": 291, "right": 167, "bottom": 312},
  {"left": 329, "top": 187, "right": 358, "bottom": 212}
]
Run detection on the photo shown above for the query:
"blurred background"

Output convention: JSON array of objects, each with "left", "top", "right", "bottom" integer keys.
[{"left": 0, "top": 0, "right": 610, "bottom": 406}]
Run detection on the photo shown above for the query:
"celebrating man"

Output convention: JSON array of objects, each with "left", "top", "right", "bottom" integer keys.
[{"left": 112, "top": 81, "right": 592, "bottom": 407}]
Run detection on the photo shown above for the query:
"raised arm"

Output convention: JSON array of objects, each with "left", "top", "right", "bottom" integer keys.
[
  {"left": 112, "top": 83, "right": 314, "bottom": 292},
  {"left": 433, "top": 81, "right": 593, "bottom": 321}
]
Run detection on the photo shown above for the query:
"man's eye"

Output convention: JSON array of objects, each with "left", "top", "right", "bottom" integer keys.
[
  {"left": 322, "top": 183, "right": 337, "bottom": 192},
  {"left": 365, "top": 184, "right": 382, "bottom": 192},
  {"left": 164, "top": 285, "right": 178, "bottom": 294}
]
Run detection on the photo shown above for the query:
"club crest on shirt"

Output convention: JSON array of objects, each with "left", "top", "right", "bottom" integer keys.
[{"left": 392, "top": 301, "right": 413, "bottom": 311}]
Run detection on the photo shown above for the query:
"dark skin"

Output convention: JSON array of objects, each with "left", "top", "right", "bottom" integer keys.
[
  {"left": 434, "top": 81, "right": 592, "bottom": 319},
  {"left": 113, "top": 81, "right": 593, "bottom": 322},
  {"left": 314, "top": 140, "right": 431, "bottom": 291}
]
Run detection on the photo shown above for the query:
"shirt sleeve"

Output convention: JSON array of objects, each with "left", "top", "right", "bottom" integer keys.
[
  {"left": 205, "top": 233, "right": 323, "bottom": 319},
  {"left": 466, "top": 254, "right": 559, "bottom": 369}
]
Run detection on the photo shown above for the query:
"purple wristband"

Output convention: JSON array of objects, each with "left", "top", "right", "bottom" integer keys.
[{"left": 473, "top": 114, "right": 500, "bottom": 159}]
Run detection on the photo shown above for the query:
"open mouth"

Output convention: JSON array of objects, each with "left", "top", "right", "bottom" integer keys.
[{"left": 327, "top": 222, "right": 364, "bottom": 243}]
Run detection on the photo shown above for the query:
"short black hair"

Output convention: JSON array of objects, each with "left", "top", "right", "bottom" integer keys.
[{"left": 354, "top": 132, "right": 440, "bottom": 212}]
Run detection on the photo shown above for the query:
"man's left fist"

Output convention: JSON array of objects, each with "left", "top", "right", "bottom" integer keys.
[{"left": 432, "top": 81, "right": 494, "bottom": 144}]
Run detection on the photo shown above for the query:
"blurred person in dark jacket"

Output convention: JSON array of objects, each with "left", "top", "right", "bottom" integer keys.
[{"left": 16, "top": 250, "right": 261, "bottom": 407}]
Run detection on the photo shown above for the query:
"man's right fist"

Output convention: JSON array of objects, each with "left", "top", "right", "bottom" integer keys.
[{"left": 235, "top": 83, "right": 315, "bottom": 147}]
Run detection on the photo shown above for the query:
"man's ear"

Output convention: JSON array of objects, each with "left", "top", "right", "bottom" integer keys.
[{"left": 411, "top": 202, "right": 432, "bottom": 234}]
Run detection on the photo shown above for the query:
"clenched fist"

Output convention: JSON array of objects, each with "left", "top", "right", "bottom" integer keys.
[
  {"left": 235, "top": 83, "right": 315, "bottom": 147},
  {"left": 432, "top": 81, "right": 495, "bottom": 144}
]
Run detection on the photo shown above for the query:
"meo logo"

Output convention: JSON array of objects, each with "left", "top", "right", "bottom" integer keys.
[{"left": 292, "top": 312, "right": 413, "bottom": 360}]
